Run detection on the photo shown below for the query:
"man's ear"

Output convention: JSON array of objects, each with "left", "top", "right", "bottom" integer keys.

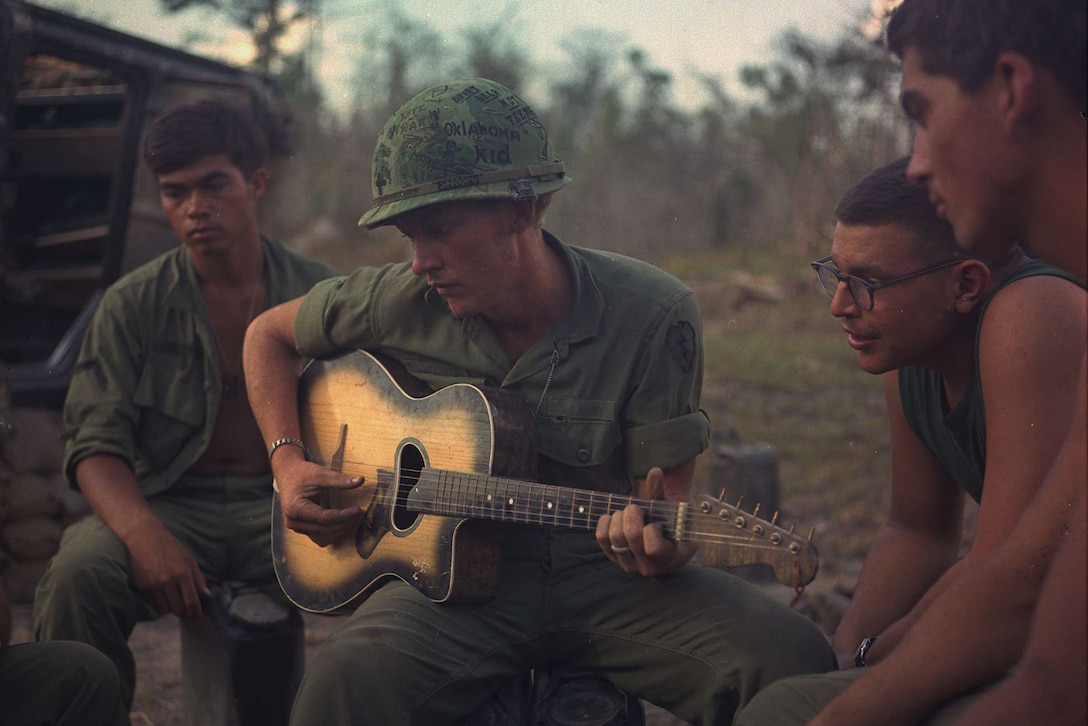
[
  {"left": 953, "top": 259, "right": 991, "bottom": 313},
  {"left": 249, "top": 167, "right": 269, "bottom": 199},
  {"left": 509, "top": 198, "right": 537, "bottom": 233},
  {"left": 993, "top": 51, "right": 1041, "bottom": 137}
]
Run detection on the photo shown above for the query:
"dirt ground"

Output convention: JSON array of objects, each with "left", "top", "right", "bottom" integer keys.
[{"left": 9, "top": 574, "right": 831, "bottom": 726}]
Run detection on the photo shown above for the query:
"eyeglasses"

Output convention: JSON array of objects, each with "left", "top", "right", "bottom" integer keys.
[{"left": 811, "top": 256, "right": 962, "bottom": 311}]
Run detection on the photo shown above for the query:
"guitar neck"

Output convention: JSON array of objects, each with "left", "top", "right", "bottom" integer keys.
[
  {"left": 406, "top": 466, "right": 821, "bottom": 589},
  {"left": 408, "top": 468, "right": 686, "bottom": 538}
]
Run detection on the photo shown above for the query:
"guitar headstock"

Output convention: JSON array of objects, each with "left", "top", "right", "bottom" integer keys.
[{"left": 689, "top": 494, "right": 819, "bottom": 588}]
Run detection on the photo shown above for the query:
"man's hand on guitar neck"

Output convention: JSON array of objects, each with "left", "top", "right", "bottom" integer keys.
[
  {"left": 595, "top": 464, "right": 698, "bottom": 577},
  {"left": 273, "top": 453, "right": 365, "bottom": 548}
]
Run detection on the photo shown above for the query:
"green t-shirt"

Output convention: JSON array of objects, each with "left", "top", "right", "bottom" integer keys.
[
  {"left": 898, "top": 258, "right": 1085, "bottom": 503},
  {"left": 295, "top": 231, "right": 710, "bottom": 495}
]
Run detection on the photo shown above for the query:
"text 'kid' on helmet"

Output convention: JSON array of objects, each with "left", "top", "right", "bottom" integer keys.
[{"left": 358, "top": 77, "right": 571, "bottom": 228}]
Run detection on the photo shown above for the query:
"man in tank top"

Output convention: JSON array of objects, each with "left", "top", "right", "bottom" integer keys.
[
  {"left": 735, "top": 156, "right": 1084, "bottom": 726},
  {"left": 737, "top": 0, "right": 1087, "bottom": 723}
]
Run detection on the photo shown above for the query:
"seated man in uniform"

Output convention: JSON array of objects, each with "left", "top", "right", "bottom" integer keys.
[
  {"left": 32, "top": 97, "right": 339, "bottom": 715},
  {"left": 243, "top": 77, "right": 835, "bottom": 726}
]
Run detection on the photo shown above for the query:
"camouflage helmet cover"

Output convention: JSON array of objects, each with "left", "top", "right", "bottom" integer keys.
[{"left": 358, "top": 77, "right": 571, "bottom": 228}]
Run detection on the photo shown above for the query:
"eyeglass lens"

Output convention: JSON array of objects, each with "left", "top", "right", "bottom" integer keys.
[{"left": 814, "top": 265, "right": 872, "bottom": 309}]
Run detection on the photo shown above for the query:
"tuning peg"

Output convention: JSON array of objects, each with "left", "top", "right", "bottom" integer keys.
[
  {"left": 789, "top": 524, "right": 796, "bottom": 534},
  {"left": 770, "top": 511, "right": 779, "bottom": 526},
  {"left": 752, "top": 503, "right": 761, "bottom": 518},
  {"left": 808, "top": 527, "right": 816, "bottom": 542},
  {"left": 735, "top": 496, "right": 744, "bottom": 509},
  {"left": 718, "top": 488, "right": 727, "bottom": 501}
]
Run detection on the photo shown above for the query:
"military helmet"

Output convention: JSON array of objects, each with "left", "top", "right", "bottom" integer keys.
[{"left": 358, "top": 77, "right": 571, "bottom": 228}]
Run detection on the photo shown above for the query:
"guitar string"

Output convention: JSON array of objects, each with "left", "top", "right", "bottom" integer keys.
[
  {"left": 409, "top": 486, "right": 795, "bottom": 543},
  {"left": 309, "top": 456, "right": 799, "bottom": 531},
  {"left": 306, "top": 457, "right": 809, "bottom": 548}
]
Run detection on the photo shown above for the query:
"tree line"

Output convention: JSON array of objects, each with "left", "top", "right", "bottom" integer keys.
[{"left": 147, "top": 1, "right": 916, "bottom": 264}]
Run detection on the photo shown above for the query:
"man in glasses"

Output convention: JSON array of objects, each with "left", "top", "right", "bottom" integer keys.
[{"left": 735, "top": 156, "right": 1085, "bottom": 726}]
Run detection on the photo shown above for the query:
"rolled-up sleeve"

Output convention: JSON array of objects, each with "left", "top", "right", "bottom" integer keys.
[
  {"left": 625, "top": 410, "right": 710, "bottom": 477},
  {"left": 294, "top": 267, "right": 402, "bottom": 358},
  {"left": 294, "top": 276, "right": 349, "bottom": 358},
  {"left": 63, "top": 289, "right": 145, "bottom": 486},
  {"left": 621, "top": 290, "right": 710, "bottom": 477}
]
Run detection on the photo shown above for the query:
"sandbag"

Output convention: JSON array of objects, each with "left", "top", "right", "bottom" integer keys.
[
  {"left": 0, "top": 516, "right": 63, "bottom": 562},
  {"left": 0, "top": 409, "right": 64, "bottom": 474}
]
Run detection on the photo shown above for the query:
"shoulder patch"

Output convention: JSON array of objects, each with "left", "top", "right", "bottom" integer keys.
[{"left": 666, "top": 320, "right": 696, "bottom": 372}]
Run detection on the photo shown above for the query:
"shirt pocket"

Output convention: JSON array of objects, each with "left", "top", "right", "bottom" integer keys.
[
  {"left": 533, "top": 397, "right": 621, "bottom": 467},
  {"left": 132, "top": 339, "right": 206, "bottom": 438}
]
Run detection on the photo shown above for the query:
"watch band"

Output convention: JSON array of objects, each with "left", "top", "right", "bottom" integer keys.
[
  {"left": 268, "top": 437, "right": 308, "bottom": 462},
  {"left": 854, "top": 635, "right": 877, "bottom": 668}
]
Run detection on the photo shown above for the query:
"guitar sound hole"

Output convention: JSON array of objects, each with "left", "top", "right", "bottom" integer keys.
[{"left": 394, "top": 444, "right": 425, "bottom": 531}]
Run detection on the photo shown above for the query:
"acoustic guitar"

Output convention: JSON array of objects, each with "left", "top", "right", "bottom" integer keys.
[{"left": 272, "top": 349, "right": 819, "bottom": 613}]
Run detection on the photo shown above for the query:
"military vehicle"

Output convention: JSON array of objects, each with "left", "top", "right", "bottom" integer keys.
[{"left": 0, "top": 0, "right": 282, "bottom": 407}]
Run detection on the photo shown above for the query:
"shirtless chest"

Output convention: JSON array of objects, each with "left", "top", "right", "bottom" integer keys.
[
  {"left": 190, "top": 388, "right": 269, "bottom": 476},
  {"left": 188, "top": 277, "right": 269, "bottom": 477}
]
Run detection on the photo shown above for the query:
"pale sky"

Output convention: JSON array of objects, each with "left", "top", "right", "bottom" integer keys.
[{"left": 45, "top": 0, "right": 875, "bottom": 115}]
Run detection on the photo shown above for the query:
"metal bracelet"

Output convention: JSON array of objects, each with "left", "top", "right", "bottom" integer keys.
[{"left": 268, "top": 437, "right": 308, "bottom": 462}]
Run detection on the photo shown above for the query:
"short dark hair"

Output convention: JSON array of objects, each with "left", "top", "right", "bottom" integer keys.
[
  {"left": 887, "top": 0, "right": 1086, "bottom": 110},
  {"left": 142, "top": 97, "right": 268, "bottom": 177},
  {"left": 835, "top": 158, "right": 962, "bottom": 263}
]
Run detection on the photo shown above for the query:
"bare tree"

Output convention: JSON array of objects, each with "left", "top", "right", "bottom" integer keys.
[
  {"left": 160, "top": 0, "right": 320, "bottom": 77},
  {"left": 346, "top": 2, "right": 446, "bottom": 118}
]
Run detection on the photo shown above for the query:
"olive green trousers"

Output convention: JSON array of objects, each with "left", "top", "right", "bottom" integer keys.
[
  {"left": 33, "top": 474, "right": 280, "bottom": 710},
  {"left": 733, "top": 668, "right": 982, "bottom": 726},
  {"left": 0, "top": 640, "right": 127, "bottom": 726},
  {"left": 290, "top": 527, "right": 835, "bottom": 726}
]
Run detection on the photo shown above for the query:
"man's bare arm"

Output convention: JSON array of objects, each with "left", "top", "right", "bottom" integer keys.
[
  {"left": 243, "top": 298, "right": 363, "bottom": 546},
  {"left": 75, "top": 454, "right": 210, "bottom": 620},
  {"left": 952, "top": 383, "right": 1087, "bottom": 726},
  {"left": 810, "top": 353, "right": 1088, "bottom": 726},
  {"left": 831, "top": 371, "right": 963, "bottom": 667}
]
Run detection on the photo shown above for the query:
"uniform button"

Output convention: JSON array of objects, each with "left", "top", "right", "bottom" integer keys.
[{"left": 577, "top": 448, "right": 590, "bottom": 463}]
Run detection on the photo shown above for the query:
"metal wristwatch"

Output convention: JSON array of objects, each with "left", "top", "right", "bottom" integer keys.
[
  {"left": 854, "top": 635, "right": 878, "bottom": 668},
  {"left": 268, "top": 437, "right": 309, "bottom": 462}
]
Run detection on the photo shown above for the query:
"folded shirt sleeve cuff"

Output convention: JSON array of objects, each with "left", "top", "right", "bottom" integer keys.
[{"left": 624, "top": 410, "right": 710, "bottom": 478}]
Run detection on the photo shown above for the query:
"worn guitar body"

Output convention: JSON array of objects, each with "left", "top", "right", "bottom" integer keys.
[
  {"left": 274, "top": 350, "right": 819, "bottom": 614},
  {"left": 272, "top": 350, "right": 536, "bottom": 613}
]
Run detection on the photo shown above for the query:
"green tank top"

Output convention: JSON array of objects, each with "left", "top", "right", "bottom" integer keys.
[{"left": 897, "top": 258, "right": 1084, "bottom": 503}]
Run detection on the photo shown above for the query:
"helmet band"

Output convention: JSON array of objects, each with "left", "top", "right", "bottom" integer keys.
[{"left": 371, "top": 161, "right": 566, "bottom": 206}]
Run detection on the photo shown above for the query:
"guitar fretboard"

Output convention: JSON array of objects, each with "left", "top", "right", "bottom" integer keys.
[{"left": 408, "top": 468, "right": 688, "bottom": 540}]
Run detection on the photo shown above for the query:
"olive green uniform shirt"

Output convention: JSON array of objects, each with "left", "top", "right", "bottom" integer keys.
[
  {"left": 288, "top": 233, "right": 838, "bottom": 726},
  {"left": 294, "top": 231, "right": 710, "bottom": 494},
  {"left": 63, "top": 235, "right": 339, "bottom": 497}
]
